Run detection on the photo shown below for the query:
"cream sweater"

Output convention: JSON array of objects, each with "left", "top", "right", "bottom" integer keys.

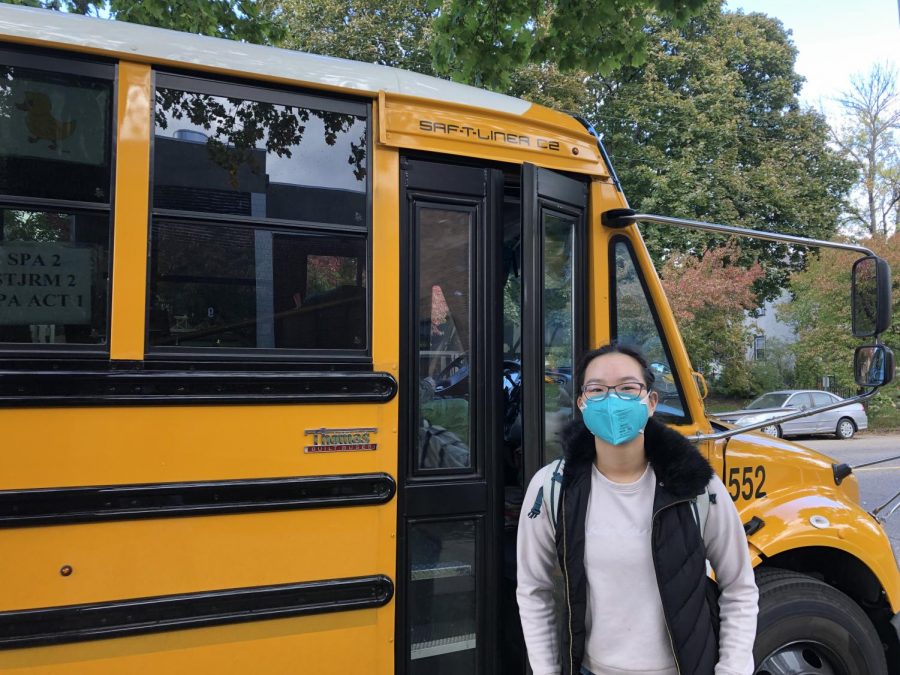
[{"left": 516, "top": 463, "right": 758, "bottom": 675}]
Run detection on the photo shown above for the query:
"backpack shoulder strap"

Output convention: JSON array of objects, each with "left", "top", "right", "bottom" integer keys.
[
  {"left": 691, "top": 487, "right": 715, "bottom": 578},
  {"left": 690, "top": 487, "right": 712, "bottom": 539},
  {"left": 543, "top": 457, "right": 565, "bottom": 535},
  {"left": 526, "top": 457, "right": 565, "bottom": 535}
]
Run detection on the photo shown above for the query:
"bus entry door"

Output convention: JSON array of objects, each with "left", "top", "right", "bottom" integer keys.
[{"left": 398, "top": 158, "right": 586, "bottom": 675}]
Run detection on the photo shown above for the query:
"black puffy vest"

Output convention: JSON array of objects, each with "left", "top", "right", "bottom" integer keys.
[{"left": 555, "top": 418, "right": 717, "bottom": 675}]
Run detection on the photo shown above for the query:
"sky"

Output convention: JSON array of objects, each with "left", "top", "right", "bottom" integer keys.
[{"left": 724, "top": 0, "right": 899, "bottom": 119}]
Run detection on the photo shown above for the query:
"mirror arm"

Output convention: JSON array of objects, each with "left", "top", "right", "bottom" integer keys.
[
  {"left": 627, "top": 213, "right": 878, "bottom": 256},
  {"left": 693, "top": 387, "right": 882, "bottom": 443}
]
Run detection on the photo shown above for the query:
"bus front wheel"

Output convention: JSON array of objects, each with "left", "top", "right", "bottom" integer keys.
[{"left": 753, "top": 568, "right": 887, "bottom": 675}]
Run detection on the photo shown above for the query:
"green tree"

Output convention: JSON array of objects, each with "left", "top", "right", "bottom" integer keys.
[
  {"left": 3, "top": 0, "right": 284, "bottom": 43},
  {"left": 268, "top": 0, "right": 593, "bottom": 112},
  {"left": 747, "top": 337, "right": 795, "bottom": 395},
  {"left": 263, "top": 0, "right": 436, "bottom": 75},
  {"left": 832, "top": 63, "right": 900, "bottom": 237},
  {"left": 780, "top": 235, "right": 899, "bottom": 417},
  {"left": 429, "top": 0, "right": 710, "bottom": 89},
  {"left": 594, "top": 5, "right": 856, "bottom": 301}
]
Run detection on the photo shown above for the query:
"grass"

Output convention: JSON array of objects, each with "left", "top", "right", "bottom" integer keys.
[
  {"left": 704, "top": 397, "right": 747, "bottom": 414},
  {"left": 868, "top": 403, "right": 900, "bottom": 432}
]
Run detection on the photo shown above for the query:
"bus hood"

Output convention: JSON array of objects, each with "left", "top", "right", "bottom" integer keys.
[{"left": 715, "top": 430, "right": 861, "bottom": 507}]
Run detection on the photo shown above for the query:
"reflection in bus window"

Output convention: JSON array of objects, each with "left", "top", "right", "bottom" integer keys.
[
  {"left": 149, "top": 222, "right": 366, "bottom": 350},
  {"left": 613, "top": 241, "right": 689, "bottom": 424},
  {"left": 501, "top": 182, "right": 523, "bottom": 491},
  {"left": 543, "top": 212, "right": 575, "bottom": 460},
  {"left": 416, "top": 207, "right": 472, "bottom": 470},
  {"left": 153, "top": 88, "right": 366, "bottom": 226}
]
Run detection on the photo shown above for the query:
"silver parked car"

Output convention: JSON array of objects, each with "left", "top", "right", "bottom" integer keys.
[{"left": 715, "top": 389, "right": 868, "bottom": 439}]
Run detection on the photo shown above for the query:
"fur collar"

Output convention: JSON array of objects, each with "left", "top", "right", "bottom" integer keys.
[{"left": 561, "top": 416, "right": 713, "bottom": 499}]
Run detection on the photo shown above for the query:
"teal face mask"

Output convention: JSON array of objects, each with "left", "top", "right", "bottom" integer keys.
[{"left": 580, "top": 394, "right": 650, "bottom": 445}]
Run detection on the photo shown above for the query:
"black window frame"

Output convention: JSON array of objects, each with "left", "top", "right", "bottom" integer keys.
[
  {"left": 0, "top": 44, "right": 117, "bottom": 359},
  {"left": 145, "top": 71, "right": 373, "bottom": 367},
  {"left": 609, "top": 235, "right": 691, "bottom": 426}
]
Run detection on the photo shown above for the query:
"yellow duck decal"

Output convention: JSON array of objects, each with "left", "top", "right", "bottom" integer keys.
[{"left": 16, "top": 91, "right": 77, "bottom": 150}]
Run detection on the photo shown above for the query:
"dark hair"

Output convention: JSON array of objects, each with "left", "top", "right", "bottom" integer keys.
[{"left": 575, "top": 341, "right": 656, "bottom": 394}]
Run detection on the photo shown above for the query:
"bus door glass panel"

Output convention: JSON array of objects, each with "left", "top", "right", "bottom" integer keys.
[
  {"left": 501, "top": 180, "right": 523, "bottom": 491},
  {"left": 408, "top": 202, "right": 478, "bottom": 670},
  {"left": 408, "top": 519, "right": 478, "bottom": 674},
  {"left": 542, "top": 211, "right": 575, "bottom": 461},
  {"left": 416, "top": 205, "right": 473, "bottom": 471},
  {"left": 612, "top": 240, "right": 689, "bottom": 424}
]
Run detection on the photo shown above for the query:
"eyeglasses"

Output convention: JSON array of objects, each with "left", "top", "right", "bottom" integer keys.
[{"left": 581, "top": 382, "right": 647, "bottom": 400}]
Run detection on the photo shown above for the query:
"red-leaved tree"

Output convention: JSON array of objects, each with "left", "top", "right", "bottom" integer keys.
[{"left": 660, "top": 241, "right": 764, "bottom": 396}]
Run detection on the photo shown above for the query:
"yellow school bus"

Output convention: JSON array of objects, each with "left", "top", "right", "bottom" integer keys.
[{"left": 0, "top": 5, "right": 897, "bottom": 674}]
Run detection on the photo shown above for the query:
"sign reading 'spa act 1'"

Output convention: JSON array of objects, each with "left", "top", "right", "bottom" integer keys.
[{"left": 0, "top": 243, "right": 92, "bottom": 325}]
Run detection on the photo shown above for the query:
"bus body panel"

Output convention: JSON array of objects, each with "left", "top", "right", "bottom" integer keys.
[
  {"left": 710, "top": 431, "right": 900, "bottom": 611},
  {"left": 0, "top": 610, "right": 386, "bottom": 674},
  {"left": 377, "top": 92, "right": 605, "bottom": 176},
  {"left": 0, "top": 404, "right": 396, "bottom": 488},
  {"left": 0, "top": 508, "right": 386, "bottom": 611},
  {"left": 109, "top": 61, "right": 152, "bottom": 361}
]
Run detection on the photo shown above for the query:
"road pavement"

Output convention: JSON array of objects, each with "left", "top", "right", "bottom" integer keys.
[{"left": 792, "top": 432, "right": 899, "bottom": 564}]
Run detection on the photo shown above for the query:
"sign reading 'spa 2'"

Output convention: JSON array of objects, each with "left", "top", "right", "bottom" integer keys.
[
  {"left": 0, "top": 243, "right": 92, "bottom": 325},
  {"left": 304, "top": 427, "right": 377, "bottom": 453}
]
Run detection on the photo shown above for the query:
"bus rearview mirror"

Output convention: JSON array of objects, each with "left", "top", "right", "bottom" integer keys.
[
  {"left": 854, "top": 345, "right": 894, "bottom": 388},
  {"left": 851, "top": 256, "right": 891, "bottom": 337}
]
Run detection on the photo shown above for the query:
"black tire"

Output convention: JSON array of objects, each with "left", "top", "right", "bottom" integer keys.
[
  {"left": 754, "top": 567, "right": 887, "bottom": 675},
  {"left": 760, "top": 424, "right": 781, "bottom": 438},
  {"left": 835, "top": 417, "right": 856, "bottom": 440}
]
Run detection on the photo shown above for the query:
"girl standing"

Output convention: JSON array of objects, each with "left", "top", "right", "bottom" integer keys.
[{"left": 517, "top": 342, "right": 758, "bottom": 675}]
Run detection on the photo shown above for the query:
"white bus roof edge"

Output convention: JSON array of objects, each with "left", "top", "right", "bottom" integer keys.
[{"left": 0, "top": 4, "right": 532, "bottom": 116}]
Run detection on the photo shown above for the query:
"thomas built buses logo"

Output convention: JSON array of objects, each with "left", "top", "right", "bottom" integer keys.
[{"left": 304, "top": 427, "right": 377, "bottom": 453}]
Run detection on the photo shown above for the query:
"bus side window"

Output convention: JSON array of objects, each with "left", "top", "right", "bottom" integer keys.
[
  {"left": 0, "top": 51, "right": 114, "bottom": 348},
  {"left": 146, "top": 74, "right": 369, "bottom": 357},
  {"left": 612, "top": 238, "right": 690, "bottom": 424}
]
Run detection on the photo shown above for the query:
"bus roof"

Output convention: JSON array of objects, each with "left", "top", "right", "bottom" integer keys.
[{"left": 0, "top": 4, "right": 533, "bottom": 116}]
